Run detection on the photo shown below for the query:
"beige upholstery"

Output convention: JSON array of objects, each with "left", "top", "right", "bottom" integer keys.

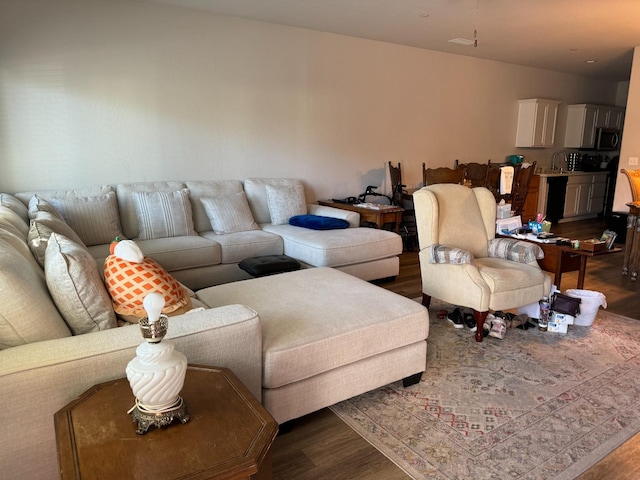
[{"left": 414, "top": 184, "right": 551, "bottom": 341}]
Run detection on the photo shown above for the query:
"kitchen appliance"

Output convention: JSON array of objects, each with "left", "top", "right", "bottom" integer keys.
[
  {"left": 595, "top": 127, "right": 620, "bottom": 151},
  {"left": 566, "top": 153, "right": 580, "bottom": 171}
]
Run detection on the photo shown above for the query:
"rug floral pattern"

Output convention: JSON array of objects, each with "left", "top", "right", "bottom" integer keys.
[{"left": 331, "top": 302, "right": 640, "bottom": 479}]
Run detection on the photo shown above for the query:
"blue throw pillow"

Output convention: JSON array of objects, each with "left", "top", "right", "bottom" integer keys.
[{"left": 289, "top": 214, "right": 350, "bottom": 230}]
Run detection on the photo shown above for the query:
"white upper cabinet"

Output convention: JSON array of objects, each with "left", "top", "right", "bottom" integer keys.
[
  {"left": 515, "top": 99, "right": 561, "bottom": 148},
  {"left": 564, "top": 104, "right": 625, "bottom": 148}
]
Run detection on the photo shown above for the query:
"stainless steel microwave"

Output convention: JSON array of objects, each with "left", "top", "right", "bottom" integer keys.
[{"left": 595, "top": 127, "right": 620, "bottom": 151}]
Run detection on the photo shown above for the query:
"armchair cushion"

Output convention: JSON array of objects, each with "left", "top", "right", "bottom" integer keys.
[
  {"left": 426, "top": 244, "right": 474, "bottom": 264},
  {"left": 488, "top": 238, "right": 543, "bottom": 264}
]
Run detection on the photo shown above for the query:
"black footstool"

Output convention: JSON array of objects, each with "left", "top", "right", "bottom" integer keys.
[{"left": 238, "top": 255, "right": 301, "bottom": 278}]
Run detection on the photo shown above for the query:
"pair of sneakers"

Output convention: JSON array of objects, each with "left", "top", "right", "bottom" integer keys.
[
  {"left": 483, "top": 313, "right": 507, "bottom": 339},
  {"left": 447, "top": 307, "right": 477, "bottom": 332}
]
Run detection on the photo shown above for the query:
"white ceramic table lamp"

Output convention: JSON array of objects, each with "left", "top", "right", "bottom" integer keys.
[{"left": 126, "top": 292, "right": 189, "bottom": 434}]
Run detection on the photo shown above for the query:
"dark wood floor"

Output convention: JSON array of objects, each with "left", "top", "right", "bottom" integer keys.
[{"left": 271, "top": 218, "right": 640, "bottom": 479}]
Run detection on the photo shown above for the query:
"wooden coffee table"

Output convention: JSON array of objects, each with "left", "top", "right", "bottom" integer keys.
[
  {"left": 317, "top": 200, "right": 403, "bottom": 233},
  {"left": 55, "top": 365, "right": 278, "bottom": 480}
]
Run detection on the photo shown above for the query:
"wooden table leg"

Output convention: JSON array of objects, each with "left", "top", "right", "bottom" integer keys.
[
  {"left": 622, "top": 213, "right": 636, "bottom": 276},
  {"left": 554, "top": 252, "right": 564, "bottom": 289},
  {"left": 631, "top": 219, "right": 640, "bottom": 281},
  {"left": 577, "top": 255, "right": 588, "bottom": 289}
]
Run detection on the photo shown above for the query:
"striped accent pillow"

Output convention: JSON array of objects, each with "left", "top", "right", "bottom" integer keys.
[
  {"left": 132, "top": 189, "right": 197, "bottom": 240},
  {"left": 48, "top": 192, "right": 123, "bottom": 246},
  {"left": 488, "top": 238, "right": 543, "bottom": 264},
  {"left": 427, "top": 244, "right": 474, "bottom": 264},
  {"left": 201, "top": 192, "right": 260, "bottom": 234}
]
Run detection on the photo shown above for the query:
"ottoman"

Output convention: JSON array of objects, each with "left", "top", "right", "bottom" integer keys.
[
  {"left": 238, "top": 254, "right": 301, "bottom": 277},
  {"left": 196, "top": 267, "right": 429, "bottom": 424}
]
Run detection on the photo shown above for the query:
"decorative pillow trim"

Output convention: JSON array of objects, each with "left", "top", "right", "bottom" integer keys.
[
  {"left": 488, "top": 238, "right": 543, "bottom": 264},
  {"left": 427, "top": 244, "right": 474, "bottom": 264},
  {"left": 289, "top": 214, "right": 350, "bottom": 230}
]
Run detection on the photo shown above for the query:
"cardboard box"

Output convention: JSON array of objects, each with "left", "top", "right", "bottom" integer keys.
[
  {"left": 550, "top": 311, "right": 574, "bottom": 325},
  {"left": 548, "top": 321, "right": 568, "bottom": 333},
  {"left": 578, "top": 239, "right": 607, "bottom": 253}
]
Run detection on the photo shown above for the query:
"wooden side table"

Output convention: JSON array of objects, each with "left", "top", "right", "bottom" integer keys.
[
  {"left": 55, "top": 365, "right": 278, "bottom": 480},
  {"left": 317, "top": 200, "right": 403, "bottom": 233},
  {"left": 623, "top": 201, "right": 640, "bottom": 280}
]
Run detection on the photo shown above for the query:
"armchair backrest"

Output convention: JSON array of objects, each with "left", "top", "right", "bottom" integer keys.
[{"left": 414, "top": 184, "right": 497, "bottom": 258}]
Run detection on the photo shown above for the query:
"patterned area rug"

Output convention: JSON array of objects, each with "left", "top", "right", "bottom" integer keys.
[{"left": 331, "top": 301, "right": 640, "bottom": 479}]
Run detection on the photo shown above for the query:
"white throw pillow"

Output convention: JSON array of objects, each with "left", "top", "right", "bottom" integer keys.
[
  {"left": 45, "top": 233, "right": 117, "bottom": 335},
  {"left": 265, "top": 184, "right": 307, "bottom": 225},
  {"left": 201, "top": 192, "right": 260, "bottom": 234},
  {"left": 28, "top": 194, "right": 65, "bottom": 221},
  {"left": 132, "top": 189, "right": 197, "bottom": 240},
  {"left": 48, "top": 192, "right": 123, "bottom": 246}
]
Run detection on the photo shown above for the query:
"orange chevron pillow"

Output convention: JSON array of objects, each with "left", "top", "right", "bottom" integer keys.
[{"left": 104, "top": 255, "right": 191, "bottom": 319}]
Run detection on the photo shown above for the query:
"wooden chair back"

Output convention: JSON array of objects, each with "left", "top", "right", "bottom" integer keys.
[
  {"left": 456, "top": 162, "right": 490, "bottom": 187},
  {"left": 422, "top": 163, "right": 465, "bottom": 186},
  {"left": 622, "top": 168, "right": 640, "bottom": 202},
  {"left": 499, "top": 162, "right": 536, "bottom": 216}
]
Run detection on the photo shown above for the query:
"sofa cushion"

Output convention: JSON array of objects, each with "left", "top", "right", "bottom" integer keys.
[
  {"left": 104, "top": 254, "right": 192, "bottom": 318},
  {"left": 244, "top": 178, "right": 304, "bottom": 224},
  {"left": 0, "top": 205, "right": 29, "bottom": 238},
  {"left": 47, "top": 192, "right": 123, "bottom": 246},
  {"left": 185, "top": 180, "right": 244, "bottom": 233},
  {"left": 196, "top": 267, "right": 429, "bottom": 389},
  {"left": 265, "top": 184, "right": 307, "bottom": 225},
  {"left": 0, "top": 193, "right": 29, "bottom": 223},
  {"left": 262, "top": 223, "right": 402, "bottom": 267},
  {"left": 116, "top": 181, "right": 186, "bottom": 239},
  {"left": 132, "top": 236, "right": 222, "bottom": 271},
  {"left": 201, "top": 192, "right": 260, "bottom": 234},
  {"left": 0, "top": 238, "right": 71, "bottom": 349},
  {"left": 132, "top": 189, "right": 197, "bottom": 240},
  {"left": 289, "top": 214, "right": 350, "bottom": 230},
  {"left": 45, "top": 233, "right": 117, "bottom": 335},
  {"left": 27, "top": 212, "right": 87, "bottom": 267},
  {"left": 200, "top": 230, "right": 283, "bottom": 264}
]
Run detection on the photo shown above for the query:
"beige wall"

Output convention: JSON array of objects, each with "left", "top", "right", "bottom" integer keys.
[
  {"left": 613, "top": 46, "right": 640, "bottom": 212},
  {"left": 0, "top": 0, "right": 623, "bottom": 202}
]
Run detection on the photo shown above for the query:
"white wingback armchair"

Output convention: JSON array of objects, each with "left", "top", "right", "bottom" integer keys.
[{"left": 413, "top": 184, "right": 551, "bottom": 341}]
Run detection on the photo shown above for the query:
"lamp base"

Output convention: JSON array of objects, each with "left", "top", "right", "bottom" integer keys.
[{"left": 129, "top": 396, "right": 190, "bottom": 435}]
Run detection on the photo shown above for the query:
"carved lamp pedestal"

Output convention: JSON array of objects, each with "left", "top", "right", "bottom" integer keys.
[{"left": 126, "top": 293, "right": 189, "bottom": 434}]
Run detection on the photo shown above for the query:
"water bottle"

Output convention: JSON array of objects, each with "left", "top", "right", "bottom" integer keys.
[{"left": 539, "top": 296, "right": 550, "bottom": 331}]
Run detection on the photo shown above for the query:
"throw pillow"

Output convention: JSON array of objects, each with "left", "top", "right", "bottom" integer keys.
[
  {"left": 0, "top": 238, "right": 71, "bottom": 349},
  {"left": 28, "top": 194, "right": 65, "bottom": 221},
  {"left": 132, "top": 189, "right": 197, "bottom": 240},
  {"left": 265, "top": 184, "right": 307, "bottom": 225},
  {"left": 45, "top": 233, "right": 117, "bottom": 335},
  {"left": 27, "top": 211, "right": 87, "bottom": 267},
  {"left": 48, "top": 192, "right": 123, "bottom": 246},
  {"left": 488, "top": 238, "right": 543, "bottom": 264},
  {"left": 427, "top": 244, "right": 474, "bottom": 264},
  {"left": 104, "top": 252, "right": 192, "bottom": 319},
  {"left": 200, "top": 192, "right": 260, "bottom": 234},
  {"left": 289, "top": 214, "right": 350, "bottom": 230}
]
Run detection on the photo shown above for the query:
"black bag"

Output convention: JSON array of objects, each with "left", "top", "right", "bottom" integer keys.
[{"left": 551, "top": 293, "right": 581, "bottom": 316}]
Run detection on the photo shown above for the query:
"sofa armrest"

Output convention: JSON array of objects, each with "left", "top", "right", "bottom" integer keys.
[
  {"left": 307, "top": 204, "right": 360, "bottom": 227},
  {"left": 0, "top": 304, "right": 262, "bottom": 479}
]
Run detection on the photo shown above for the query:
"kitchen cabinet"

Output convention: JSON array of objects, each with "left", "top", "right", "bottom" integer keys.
[
  {"left": 515, "top": 99, "right": 560, "bottom": 148},
  {"left": 564, "top": 104, "right": 625, "bottom": 148},
  {"left": 563, "top": 172, "right": 608, "bottom": 218}
]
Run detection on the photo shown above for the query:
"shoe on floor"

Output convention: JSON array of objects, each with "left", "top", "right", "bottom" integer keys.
[
  {"left": 489, "top": 316, "right": 507, "bottom": 339},
  {"left": 447, "top": 308, "right": 465, "bottom": 329},
  {"left": 462, "top": 310, "right": 477, "bottom": 332}
]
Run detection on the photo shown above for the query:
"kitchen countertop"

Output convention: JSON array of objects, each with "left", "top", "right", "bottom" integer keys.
[{"left": 536, "top": 170, "right": 608, "bottom": 177}]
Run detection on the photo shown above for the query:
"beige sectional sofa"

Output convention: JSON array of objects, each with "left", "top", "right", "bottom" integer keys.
[{"left": 0, "top": 179, "right": 429, "bottom": 480}]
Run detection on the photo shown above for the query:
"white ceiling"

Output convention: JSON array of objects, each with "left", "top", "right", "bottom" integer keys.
[{"left": 137, "top": 0, "right": 640, "bottom": 81}]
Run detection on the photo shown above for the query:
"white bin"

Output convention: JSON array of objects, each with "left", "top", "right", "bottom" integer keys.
[{"left": 565, "top": 289, "right": 607, "bottom": 326}]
